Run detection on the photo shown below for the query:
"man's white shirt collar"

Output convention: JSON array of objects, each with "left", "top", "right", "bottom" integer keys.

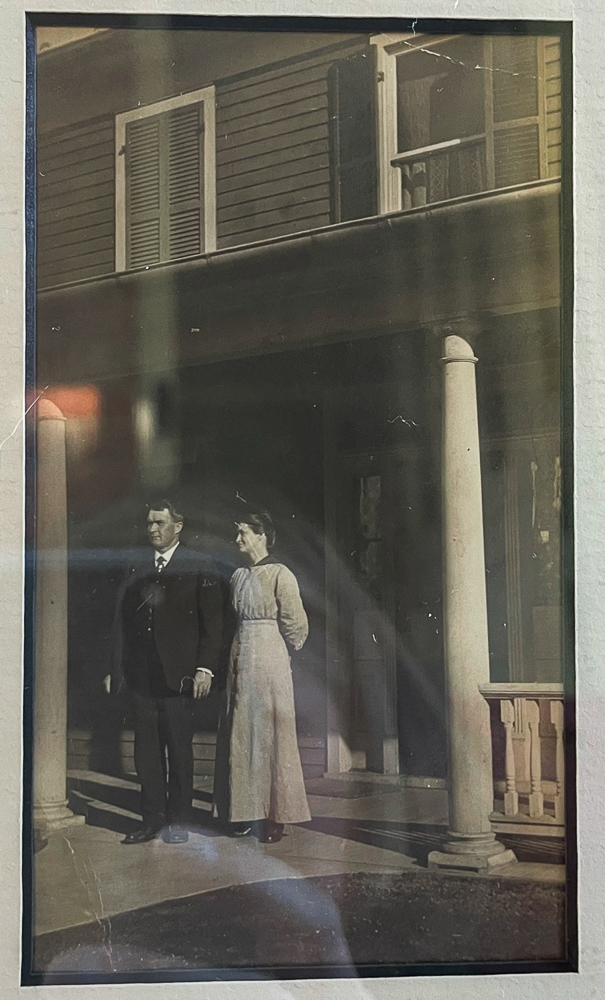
[{"left": 155, "top": 540, "right": 180, "bottom": 566}]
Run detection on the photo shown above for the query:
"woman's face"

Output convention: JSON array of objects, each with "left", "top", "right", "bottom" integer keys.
[{"left": 236, "top": 522, "right": 267, "bottom": 562}]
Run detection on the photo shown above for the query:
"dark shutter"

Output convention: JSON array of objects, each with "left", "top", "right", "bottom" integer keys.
[
  {"left": 492, "top": 36, "right": 539, "bottom": 123},
  {"left": 494, "top": 123, "right": 540, "bottom": 187},
  {"left": 126, "top": 101, "right": 204, "bottom": 269},
  {"left": 328, "top": 48, "right": 377, "bottom": 224},
  {"left": 492, "top": 36, "right": 541, "bottom": 188}
]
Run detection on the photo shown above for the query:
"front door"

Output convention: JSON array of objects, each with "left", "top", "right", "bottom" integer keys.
[
  {"left": 338, "top": 455, "right": 399, "bottom": 774},
  {"left": 325, "top": 438, "right": 446, "bottom": 779}
]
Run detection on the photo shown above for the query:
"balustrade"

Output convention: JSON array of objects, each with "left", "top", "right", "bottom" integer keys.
[
  {"left": 479, "top": 683, "right": 565, "bottom": 837},
  {"left": 391, "top": 135, "right": 487, "bottom": 210}
]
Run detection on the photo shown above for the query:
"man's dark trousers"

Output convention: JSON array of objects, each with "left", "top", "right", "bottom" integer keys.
[{"left": 131, "top": 636, "right": 194, "bottom": 830}]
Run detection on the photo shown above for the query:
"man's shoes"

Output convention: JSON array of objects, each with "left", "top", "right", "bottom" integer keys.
[
  {"left": 121, "top": 825, "right": 162, "bottom": 845},
  {"left": 164, "top": 825, "right": 189, "bottom": 844},
  {"left": 259, "top": 820, "right": 284, "bottom": 844},
  {"left": 229, "top": 822, "right": 252, "bottom": 838}
]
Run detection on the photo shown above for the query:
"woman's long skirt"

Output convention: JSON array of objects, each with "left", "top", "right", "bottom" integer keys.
[{"left": 213, "top": 619, "right": 311, "bottom": 824}]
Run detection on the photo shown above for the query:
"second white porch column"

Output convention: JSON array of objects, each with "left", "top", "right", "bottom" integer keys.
[
  {"left": 428, "top": 329, "right": 515, "bottom": 871},
  {"left": 33, "top": 400, "right": 83, "bottom": 832}
]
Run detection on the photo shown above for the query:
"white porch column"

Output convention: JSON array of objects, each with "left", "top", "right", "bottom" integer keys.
[
  {"left": 33, "top": 400, "right": 83, "bottom": 831},
  {"left": 428, "top": 329, "right": 515, "bottom": 871}
]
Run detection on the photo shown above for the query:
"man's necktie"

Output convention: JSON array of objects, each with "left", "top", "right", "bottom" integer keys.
[{"left": 156, "top": 555, "right": 166, "bottom": 574}]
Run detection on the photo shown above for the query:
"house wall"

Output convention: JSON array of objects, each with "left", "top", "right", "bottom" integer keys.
[
  {"left": 36, "top": 29, "right": 564, "bottom": 288},
  {"left": 215, "top": 45, "right": 360, "bottom": 248},
  {"left": 38, "top": 116, "right": 116, "bottom": 286},
  {"left": 34, "top": 28, "right": 565, "bottom": 776},
  {"left": 36, "top": 31, "right": 367, "bottom": 286}
]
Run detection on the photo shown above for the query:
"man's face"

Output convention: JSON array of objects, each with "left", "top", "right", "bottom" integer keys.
[{"left": 147, "top": 509, "right": 182, "bottom": 552}]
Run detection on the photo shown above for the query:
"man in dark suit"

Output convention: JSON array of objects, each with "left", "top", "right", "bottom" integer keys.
[{"left": 108, "top": 501, "right": 225, "bottom": 845}]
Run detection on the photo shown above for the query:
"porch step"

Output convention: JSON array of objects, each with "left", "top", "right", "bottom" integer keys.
[{"left": 67, "top": 771, "right": 214, "bottom": 832}]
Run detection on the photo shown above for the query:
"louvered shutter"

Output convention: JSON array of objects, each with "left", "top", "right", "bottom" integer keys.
[
  {"left": 125, "top": 101, "right": 204, "bottom": 268},
  {"left": 492, "top": 36, "right": 541, "bottom": 188},
  {"left": 125, "top": 115, "right": 161, "bottom": 268},
  {"left": 328, "top": 48, "right": 377, "bottom": 223},
  {"left": 168, "top": 103, "right": 204, "bottom": 260}
]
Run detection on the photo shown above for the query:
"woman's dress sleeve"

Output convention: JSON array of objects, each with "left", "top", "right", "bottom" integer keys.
[{"left": 275, "top": 566, "right": 309, "bottom": 652}]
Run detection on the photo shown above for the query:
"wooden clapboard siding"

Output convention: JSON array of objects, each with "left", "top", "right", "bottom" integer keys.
[
  {"left": 220, "top": 182, "right": 329, "bottom": 224},
  {"left": 37, "top": 116, "right": 115, "bottom": 287},
  {"left": 39, "top": 207, "right": 115, "bottom": 242},
  {"left": 67, "top": 730, "right": 326, "bottom": 779},
  {"left": 218, "top": 138, "right": 330, "bottom": 180},
  {"left": 544, "top": 39, "right": 562, "bottom": 177},
  {"left": 217, "top": 150, "right": 330, "bottom": 195},
  {"left": 215, "top": 41, "right": 364, "bottom": 249}
]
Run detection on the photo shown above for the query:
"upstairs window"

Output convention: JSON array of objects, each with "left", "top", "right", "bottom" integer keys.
[
  {"left": 115, "top": 87, "right": 216, "bottom": 271},
  {"left": 374, "top": 34, "right": 561, "bottom": 214}
]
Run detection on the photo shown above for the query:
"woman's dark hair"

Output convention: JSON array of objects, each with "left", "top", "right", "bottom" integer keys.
[{"left": 246, "top": 512, "right": 276, "bottom": 549}]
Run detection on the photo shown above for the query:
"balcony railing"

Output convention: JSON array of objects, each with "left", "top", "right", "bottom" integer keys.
[
  {"left": 392, "top": 135, "right": 487, "bottom": 210},
  {"left": 479, "top": 683, "right": 565, "bottom": 838}
]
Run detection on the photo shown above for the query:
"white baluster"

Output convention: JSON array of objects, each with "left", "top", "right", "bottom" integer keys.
[
  {"left": 525, "top": 699, "right": 544, "bottom": 818},
  {"left": 411, "top": 161, "right": 427, "bottom": 207},
  {"left": 550, "top": 700, "right": 565, "bottom": 824},
  {"left": 402, "top": 163, "right": 412, "bottom": 211},
  {"left": 501, "top": 700, "right": 519, "bottom": 815}
]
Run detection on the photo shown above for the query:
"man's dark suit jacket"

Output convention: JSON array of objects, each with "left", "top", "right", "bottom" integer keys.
[{"left": 112, "top": 545, "right": 226, "bottom": 695}]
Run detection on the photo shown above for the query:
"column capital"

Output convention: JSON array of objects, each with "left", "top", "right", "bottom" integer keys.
[
  {"left": 431, "top": 316, "right": 483, "bottom": 350},
  {"left": 35, "top": 398, "right": 66, "bottom": 422},
  {"left": 441, "top": 335, "right": 478, "bottom": 366}
]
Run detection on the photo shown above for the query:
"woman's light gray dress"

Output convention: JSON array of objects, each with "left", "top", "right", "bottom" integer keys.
[{"left": 213, "top": 557, "right": 311, "bottom": 825}]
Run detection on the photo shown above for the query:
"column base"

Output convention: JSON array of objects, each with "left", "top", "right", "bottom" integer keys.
[
  {"left": 428, "top": 830, "right": 516, "bottom": 872},
  {"left": 427, "top": 847, "right": 516, "bottom": 872},
  {"left": 33, "top": 800, "right": 85, "bottom": 832}
]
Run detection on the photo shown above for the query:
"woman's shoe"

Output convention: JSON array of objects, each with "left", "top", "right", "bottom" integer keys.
[
  {"left": 259, "top": 820, "right": 284, "bottom": 844},
  {"left": 229, "top": 822, "right": 252, "bottom": 837}
]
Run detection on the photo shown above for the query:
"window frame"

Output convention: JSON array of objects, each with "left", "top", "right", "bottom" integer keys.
[
  {"left": 371, "top": 32, "right": 550, "bottom": 215},
  {"left": 115, "top": 86, "right": 216, "bottom": 272}
]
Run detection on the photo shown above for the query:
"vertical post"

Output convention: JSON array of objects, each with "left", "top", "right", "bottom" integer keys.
[
  {"left": 428, "top": 328, "right": 515, "bottom": 871},
  {"left": 526, "top": 699, "right": 545, "bottom": 818},
  {"left": 504, "top": 451, "right": 525, "bottom": 681},
  {"left": 33, "top": 400, "right": 83, "bottom": 831},
  {"left": 501, "top": 700, "right": 519, "bottom": 816},
  {"left": 551, "top": 699, "right": 565, "bottom": 824},
  {"left": 372, "top": 34, "right": 402, "bottom": 215},
  {"left": 323, "top": 390, "right": 353, "bottom": 774}
]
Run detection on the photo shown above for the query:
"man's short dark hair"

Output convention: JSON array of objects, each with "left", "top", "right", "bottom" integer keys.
[{"left": 146, "top": 500, "right": 184, "bottom": 524}]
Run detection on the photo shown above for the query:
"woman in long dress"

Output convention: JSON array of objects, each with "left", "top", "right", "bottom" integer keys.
[{"left": 213, "top": 512, "right": 311, "bottom": 843}]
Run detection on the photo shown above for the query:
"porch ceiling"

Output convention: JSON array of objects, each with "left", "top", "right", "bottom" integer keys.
[{"left": 37, "top": 180, "right": 561, "bottom": 383}]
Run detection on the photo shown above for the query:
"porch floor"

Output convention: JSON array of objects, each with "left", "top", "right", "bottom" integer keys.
[{"left": 33, "top": 770, "right": 565, "bottom": 947}]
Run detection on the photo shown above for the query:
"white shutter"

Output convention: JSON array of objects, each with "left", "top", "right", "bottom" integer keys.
[
  {"left": 125, "top": 115, "right": 161, "bottom": 268},
  {"left": 125, "top": 101, "right": 204, "bottom": 267},
  {"left": 168, "top": 102, "right": 204, "bottom": 259}
]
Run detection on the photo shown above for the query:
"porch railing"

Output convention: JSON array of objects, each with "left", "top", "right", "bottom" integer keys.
[
  {"left": 479, "top": 682, "right": 565, "bottom": 837},
  {"left": 392, "top": 135, "right": 487, "bottom": 210}
]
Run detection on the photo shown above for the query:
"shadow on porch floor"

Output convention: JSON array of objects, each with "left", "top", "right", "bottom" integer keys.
[{"left": 31, "top": 769, "right": 565, "bottom": 951}]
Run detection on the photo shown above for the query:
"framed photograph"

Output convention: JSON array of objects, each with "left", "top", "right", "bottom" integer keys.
[{"left": 19, "top": 6, "right": 578, "bottom": 987}]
